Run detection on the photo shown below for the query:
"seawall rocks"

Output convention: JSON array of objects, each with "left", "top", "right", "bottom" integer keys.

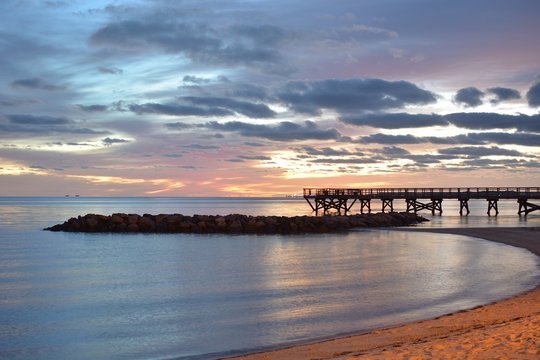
[{"left": 45, "top": 212, "right": 428, "bottom": 234}]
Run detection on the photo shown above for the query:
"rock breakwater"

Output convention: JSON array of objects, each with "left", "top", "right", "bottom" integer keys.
[{"left": 45, "top": 212, "right": 428, "bottom": 234}]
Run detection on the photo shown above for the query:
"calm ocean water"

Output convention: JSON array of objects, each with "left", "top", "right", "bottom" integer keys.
[{"left": 1, "top": 197, "right": 539, "bottom": 359}]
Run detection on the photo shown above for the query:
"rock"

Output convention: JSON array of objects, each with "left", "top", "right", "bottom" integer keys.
[
  {"left": 139, "top": 216, "right": 155, "bottom": 231},
  {"left": 45, "top": 211, "right": 428, "bottom": 234},
  {"left": 228, "top": 220, "right": 243, "bottom": 233},
  {"left": 128, "top": 215, "right": 139, "bottom": 225},
  {"left": 111, "top": 214, "right": 124, "bottom": 224}
]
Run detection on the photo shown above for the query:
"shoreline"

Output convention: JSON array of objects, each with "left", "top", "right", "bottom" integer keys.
[{"left": 226, "top": 227, "right": 540, "bottom": 359}]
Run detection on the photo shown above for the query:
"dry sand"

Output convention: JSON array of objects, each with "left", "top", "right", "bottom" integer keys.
[{"left": 227, "top": 227, "right": 540, "bottom": 360}]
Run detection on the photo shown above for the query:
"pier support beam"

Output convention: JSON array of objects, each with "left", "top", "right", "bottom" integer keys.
[
  {"left": 381, "top": 198, "right": 394, "bottom": 213},
  {"left": 359, "top": 198, "right": 371, "bottom": 214},
  {"left": 518, "top": 199, "right": 540, "bottom": 216},
  {"left": 487, "top": 198, "right": 499, "bottom": 216},
  {"left": 405, "top": 198, "right": 443, "bottom": 215},
  {"left": 459, "top": 198, "right": 470, "bottom": 216},
  {"left": 304, "top": 197, "right": 357, "bottom": 215}
]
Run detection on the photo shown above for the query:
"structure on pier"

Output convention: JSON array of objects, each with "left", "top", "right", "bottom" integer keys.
[{"left": 303, "top": 187, "right": 540, "bottom": 216}]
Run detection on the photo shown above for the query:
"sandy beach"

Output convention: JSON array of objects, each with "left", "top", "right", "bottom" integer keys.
[{"left": 228, "top": 227, "right": 540, "bottom": 359}]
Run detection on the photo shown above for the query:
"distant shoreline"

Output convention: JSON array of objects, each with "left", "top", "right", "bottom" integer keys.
[{"left": 227, "top": 227, "right": 540, "bottom": 359}]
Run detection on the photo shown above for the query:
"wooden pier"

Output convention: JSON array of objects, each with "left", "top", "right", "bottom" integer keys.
[{"left": 303, "top": 187, "right": 540, "bottom": 216}]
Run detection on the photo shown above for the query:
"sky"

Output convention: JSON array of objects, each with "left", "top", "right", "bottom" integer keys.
[{"left": 1, "top": 0, "right": 539, "bottom": 196}]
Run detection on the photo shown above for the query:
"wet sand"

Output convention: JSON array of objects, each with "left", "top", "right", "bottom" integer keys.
[{"left": 227, "top": 227, "right": 540, "bottom": 360}]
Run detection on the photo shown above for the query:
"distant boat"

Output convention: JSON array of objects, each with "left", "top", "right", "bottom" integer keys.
[
  {"left": 75, "top": 195, "right": 80, "bottom": 197},
  {"left": 65, "top": 195, "right": 70, "bottom": 197}
]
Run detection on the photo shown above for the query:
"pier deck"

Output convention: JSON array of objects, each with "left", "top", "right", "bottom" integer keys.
[{"left": 303, "top": 187, "right": 540, "bottom": 216}]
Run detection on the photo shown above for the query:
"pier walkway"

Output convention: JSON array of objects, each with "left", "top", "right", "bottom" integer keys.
[{"left": 303, "top": 187, "right": 540, "bottom": 216}]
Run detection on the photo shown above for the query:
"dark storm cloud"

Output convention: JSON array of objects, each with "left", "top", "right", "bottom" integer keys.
[
  {"left": 10, "top": 77, "right": 65, "bottom": 91},
  {"left": 486, "top": 87, "right": 521, "bottom": 104},
  {"left": 454, "top": 87, "right": 484, "bottom": 107},
  {"left": 130, "top": 103, "right": 234, "bottom": 117},
  {"left": 343, "top": 112, "right": 540, "bottom": 132},
  {"left": 181, "top": 96, "right": 276, "bottom": 118},
  {"left": 89, "top": 20, "right": 284, "bottom": 69},
  {"left": 527, "top": 81, "right": 540, "bottom": 107},
  {"left": 203, "top": 120, "right": 341, "bottom": 141},
  {"left": 341, "top": 113, "right": 445, "bottom": 128},
  {"left": 8, "top": 114, "right": 69, "bottom": 125},
  {"left": 438, "top": 146, "right": 524, "bottom": 157},
  {"left": 98, "top": 66, "right": 123, "bottom": 74},
  {"left": 277, "top": 78, "right": 437, "bottom": 115},
  {"left": 77, "top": 104, "right": 108, "bottom": 112},
  {"left": 102, "top": 137, "right": 129, "bottom": 145}
]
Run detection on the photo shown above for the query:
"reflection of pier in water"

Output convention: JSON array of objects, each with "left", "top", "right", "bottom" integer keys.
[{"left": 303, "top": 187, "right": 540, "bottom": 216}]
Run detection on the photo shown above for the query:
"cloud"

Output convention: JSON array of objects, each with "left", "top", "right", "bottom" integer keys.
[
  {"left": 344, "top": 24, "right": 398, "bottom": 38},
  {"left": 486, "top": 87, "right": 521, "bottom": 104},
  {"left": 165, "top": 122, "right": 195, "bottom": 130},
  {"left": 89, "top": 20, "right": 284, "bottom": 70},
  {"left": 77, "top": 104, "right": 108, "bottom": 112},
  {"left": 341, "top": 112, "right": 445, "bottom": 128},
  {"left": 444, "top": 112, "right": 540, "bottom": 132},
  {"left": 342, "top": 112, "right": 540, "bottom": 132},
  {"left": 357, "top": 132, "right": 540, "bottom": 147},
  {"left": 180, "top": 144, "right": 220, "bottom": 150},
  {"left": 0, "top": 93, "right": 38, "bottom": 107},
  {"left": 229, "top": 24, "right": 286, "bottom": 46},
  {"left": 10, "top": 77, "right": 65, "bottom": 91},
  {"left": 299, "top": 146, "right": 356, "bottom": 156},
  {"left": 454, "top": 87, "right": 484, "bottom": 107},
  {"left": 527, "top": 81, "right": 540, "bottom": 107},
  {"left": 237, "top": 155, "right": 272, "bottom": 161},
  {"left": 374, "top": 146, "right": 411, "bottom": 156},
  {"left": 243, "top": 142, "right": 265, "bottom": 147},
  {"left": 438, "top": 146, "right": 523, "bottom": 157},
  {"left": 130, "top": 103, "right": 234, "bottom": 117},
  {"left": 102, "top": 137, "right": 129, "bottom": 145},
  {"left": 131, "top": 96, "right": 275, "bottom": 119},
  {"left": 180, "top": 96, "right": 276, "bottom": 118},
  {"left": 0, "top": 114, "right": 109, "bottom": 137},
  {"left": 277, "top": 78, "right": 437, "bottom": 115},
  {"left": 98, "top": 66, "right": 123, "bottom": 74},
  {"left": 203, "top": 120, "right": 341, "bottom": 141},
  {"left": 182, "top": 75, "right": 211, "bottom": 84},
  {"left": 230, "top": 84, "right": 270, "bottom": 101},
  {"left": 8, "top": 114, "right": 69, "bottom": 125}
]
